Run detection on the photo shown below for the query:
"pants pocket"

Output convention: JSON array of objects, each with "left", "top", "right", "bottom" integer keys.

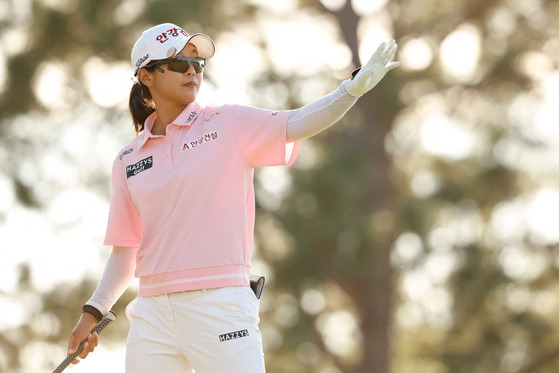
[
  {"left": 215, "top": 287, "right": 262, "bottom": 358},
  {"left": 125, "top": 297, "right": 139, "bottom": 321}
]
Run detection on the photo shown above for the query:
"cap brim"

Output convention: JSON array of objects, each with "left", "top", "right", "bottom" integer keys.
[{"left": 187, "top": 34, "right": 215, "bottom": 59}]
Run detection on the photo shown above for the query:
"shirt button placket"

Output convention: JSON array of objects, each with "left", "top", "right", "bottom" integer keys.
[{"left": 164, "top": 138, "right": 173, "bottom": 168}]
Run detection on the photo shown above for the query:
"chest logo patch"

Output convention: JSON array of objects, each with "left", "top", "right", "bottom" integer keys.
[
  {"left": 126, "top": 156, "right": 153, "bottom": 178},
  {"left": 182, "top": 131, "right": 219, "bottom": 151}
]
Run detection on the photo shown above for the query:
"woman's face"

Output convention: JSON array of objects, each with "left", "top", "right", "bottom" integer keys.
[{"left": 143, "top": 43, "right": 204, "bottom": 107}]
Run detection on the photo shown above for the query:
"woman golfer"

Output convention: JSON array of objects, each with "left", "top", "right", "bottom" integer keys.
[{"left": 66, "top": 22, "right": 399, "bottom": 372}]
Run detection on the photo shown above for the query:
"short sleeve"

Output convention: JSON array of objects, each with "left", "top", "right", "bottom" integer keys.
[
  {"left": 230, "top": 105, "right": 300, "bottom": 167},
  {"left": 103, "top": 156, "right": 142, "bottom": 247}
]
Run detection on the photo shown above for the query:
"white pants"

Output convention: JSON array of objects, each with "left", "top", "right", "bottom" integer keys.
[{"left": 125, "top": 286, "right": 266, "bottom": 373}]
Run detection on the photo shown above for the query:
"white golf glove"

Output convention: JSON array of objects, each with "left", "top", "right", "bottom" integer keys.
[{"left": 343, "top": 40, "right": 400, "bottom": 98}]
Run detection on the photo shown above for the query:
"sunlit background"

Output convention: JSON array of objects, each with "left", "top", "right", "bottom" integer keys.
[{"left": 1, "top": 0, "right": 559, "bottom": 372}]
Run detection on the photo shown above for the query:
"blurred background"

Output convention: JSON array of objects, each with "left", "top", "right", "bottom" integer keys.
[{"left": 1, "top": 0, "right": 558, "bottom": 372}]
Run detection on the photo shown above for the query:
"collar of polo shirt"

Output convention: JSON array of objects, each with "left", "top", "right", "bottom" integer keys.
[{"left": 137, "top": 102, "right": 203, "bottom": 149}]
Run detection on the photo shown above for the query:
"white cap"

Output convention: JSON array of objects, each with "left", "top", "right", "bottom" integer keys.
[{"left": 131, "top": 23, "right": 215, "bottom": 75}]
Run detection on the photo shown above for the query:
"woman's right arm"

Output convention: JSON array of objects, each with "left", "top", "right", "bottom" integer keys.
[{"left": 66, "top": 246, "right": 137, "bottom": 364}]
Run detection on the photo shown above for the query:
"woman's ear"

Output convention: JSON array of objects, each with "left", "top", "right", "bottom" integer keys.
[{"left": 138, "top": 69, "right": 154, "bottom": 87}]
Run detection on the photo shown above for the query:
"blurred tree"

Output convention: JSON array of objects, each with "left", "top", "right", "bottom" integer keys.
[{"left": 259, "top": 0, "right": 559, "bottom": 373}]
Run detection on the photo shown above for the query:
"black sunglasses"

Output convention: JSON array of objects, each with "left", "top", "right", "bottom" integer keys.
[{"left": 146, "top": 56, "right": 207, "bottom": 74}]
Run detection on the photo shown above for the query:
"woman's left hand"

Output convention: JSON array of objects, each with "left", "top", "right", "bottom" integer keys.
[{"left": 343, "top": 40, "right": 400, "bottom": 98}]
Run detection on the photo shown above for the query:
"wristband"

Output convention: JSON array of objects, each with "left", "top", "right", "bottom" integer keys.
[{"left": 82, "top": 304, "right": 103, "bottom": 322}]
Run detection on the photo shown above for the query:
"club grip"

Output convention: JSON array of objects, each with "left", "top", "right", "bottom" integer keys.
[{"left": 52, "top": 311, "right": 117, "bottom": 373}]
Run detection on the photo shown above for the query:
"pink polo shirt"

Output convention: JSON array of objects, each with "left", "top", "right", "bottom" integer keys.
[{"left": 104, "top": 101, "right": 299, "bottom": 297}]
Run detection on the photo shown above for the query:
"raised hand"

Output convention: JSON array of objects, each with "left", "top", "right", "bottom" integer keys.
[{"left": 343, "top": 40, "right": 400, "bottom": 98}]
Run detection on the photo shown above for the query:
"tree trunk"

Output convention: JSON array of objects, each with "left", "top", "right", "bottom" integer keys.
[
  {"left": 348, "top": 96, "right": 396, "bottom": 373},
  {"left": 328, "top": 1, "right": 397, "bottom": 370}
]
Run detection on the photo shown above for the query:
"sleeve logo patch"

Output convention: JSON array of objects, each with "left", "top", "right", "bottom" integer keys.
[
  {"left": 119, "top": 147, "right": 134, "bottom": 160},
  {"left": 126, "top": 156, "right": 153, "bottom": 178},
  {"left": 219, "top": 329, "right": 249, "bottom": 342}
]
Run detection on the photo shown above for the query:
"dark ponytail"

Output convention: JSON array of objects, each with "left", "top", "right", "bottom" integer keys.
[{"left": 129, "top": 81, "right": 155, "bottom": 134}]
